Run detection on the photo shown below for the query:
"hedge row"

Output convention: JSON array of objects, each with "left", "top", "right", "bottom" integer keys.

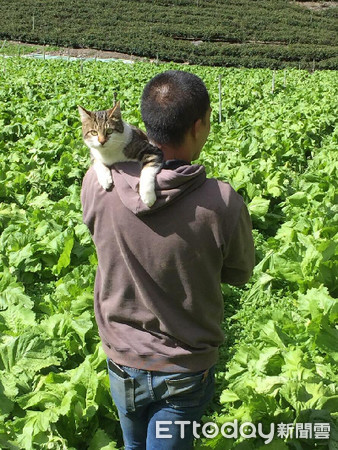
[{"left": 0, "top": 0, "right": 337, "bottom": 69}]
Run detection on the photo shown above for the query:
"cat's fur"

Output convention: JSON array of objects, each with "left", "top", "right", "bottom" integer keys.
[{"left": 78, "top": 101, "right": 163, "bottom": 207}]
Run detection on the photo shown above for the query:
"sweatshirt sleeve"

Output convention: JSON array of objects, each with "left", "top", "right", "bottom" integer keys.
[
  {"left": 221, "top": 202, "right": 255, "bottom": 286},
  {"left": 81, "top": 167, "right": 98, "bottom": 235}
]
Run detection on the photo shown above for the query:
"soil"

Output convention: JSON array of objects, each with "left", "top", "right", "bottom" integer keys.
[
  {"left": 44, "top": 47, "right": 147, "bottom": 62},
  {"left": 293, "top": 1, "right": 337, "bottom": 11},
  {"left": 6, "top": 39, "right": 150, "bottom": 62}
]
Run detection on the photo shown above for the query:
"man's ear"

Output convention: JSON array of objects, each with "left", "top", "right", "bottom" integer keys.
[{"left": 191, "top": 118, "right": 203, "bottom": 139}]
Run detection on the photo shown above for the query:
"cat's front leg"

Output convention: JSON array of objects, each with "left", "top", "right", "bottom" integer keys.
[
  {"left": 93, "top": 159, "right": 113, "bottom": 190},
  {"left": 139, "top": 165, "right": 159, "bottom": 207}
]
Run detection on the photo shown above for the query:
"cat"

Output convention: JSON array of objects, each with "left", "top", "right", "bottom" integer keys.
[{"left": 78, "top": 101, "right": 163, "bottom": 207}]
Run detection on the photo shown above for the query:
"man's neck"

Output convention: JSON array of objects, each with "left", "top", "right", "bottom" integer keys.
[{"left": 151, "top": 142, "right": 193, "bottom": 163}]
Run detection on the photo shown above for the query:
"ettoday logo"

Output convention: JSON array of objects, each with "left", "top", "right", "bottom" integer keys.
[{"left": 156, "top": 420, "right": 331, "bottom": 444}]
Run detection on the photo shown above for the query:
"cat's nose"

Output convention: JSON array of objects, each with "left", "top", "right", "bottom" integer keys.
[{"left": 98, "top": 137, "right": 107, "bottom": 145}]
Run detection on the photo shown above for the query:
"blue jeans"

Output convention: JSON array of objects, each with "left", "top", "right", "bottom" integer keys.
[{"left": 107, "top": 359, "right": 215, "bottom": 450}]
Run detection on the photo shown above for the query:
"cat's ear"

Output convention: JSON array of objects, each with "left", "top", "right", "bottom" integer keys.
[
  {"left": 78, "top": 105, "right": 92, "bottom": 121},
  {"left": 108, "top": 101, "right": 121, "bottom": 119}
]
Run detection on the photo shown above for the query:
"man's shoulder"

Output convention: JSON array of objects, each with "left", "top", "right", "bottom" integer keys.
[
  {"left": 81, "top": 166, "right": 102, "bottom": 195},
  {"left": 204, "top": 176, "right": 244, "bottom": 210},
  {"left": 82, "top": 166, "right": 96, "bottom": 185}
]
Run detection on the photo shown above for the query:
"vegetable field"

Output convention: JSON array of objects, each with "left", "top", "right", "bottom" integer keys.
[{"left": 0, "top": 58, "right": 337, "bottom": 449}]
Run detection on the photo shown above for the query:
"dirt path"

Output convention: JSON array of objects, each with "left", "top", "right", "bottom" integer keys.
[
  {"left": 294, "top": 1, "right": 337, "bottom": 11},
  {"left": 42, "top": 46, "right": 147, "bottom": 62},
  {"left": 6, "top": 39, "right": 150, "bottom": 62}
]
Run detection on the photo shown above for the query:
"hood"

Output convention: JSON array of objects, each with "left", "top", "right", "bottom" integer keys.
[{"left": 112, "top": 161, "right": 206, "bottom": 216}]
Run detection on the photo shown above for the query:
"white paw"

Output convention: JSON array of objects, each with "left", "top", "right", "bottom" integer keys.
[
  {"left": 98, "top": 173, "right": 113, "bottom": 190},
  {"left": 139, "top": 166, "right": 159, "bottom": 207},
  {"left": 140, "top": 188, "right": 156, "bottom": 207},
  {"left": 93, "top": 160, "right": 113, "bottom": 191}
]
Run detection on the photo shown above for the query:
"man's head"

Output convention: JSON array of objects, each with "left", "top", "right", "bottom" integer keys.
[{"left": 141, "top": 70, "right": 211, "bottom": 160}]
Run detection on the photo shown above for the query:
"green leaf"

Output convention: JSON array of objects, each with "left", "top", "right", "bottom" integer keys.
[
  {"left": 220, "top": 390, "right": 240, "bottom": 403},
  {"left": 15, "top": 409, "right": 59, "bottom": 449},
  {"left": 0, "top": 379, "right": 14, "bottom": 417},
  {"left": 0, "top": 331, "right": 62, "bottom": 376},
  {"left": 288, "top": 191, "right": 307, "bottom": 206},
  {"left": 248, "top": 197, "right": 270, "bottom": 219},
  {"left": 255, "top": 376, "right": 286, "bottom": 395},
  {"left": 41, "top": 311, "right": 93, "bottom": 347},
  {"left": 88, "top": 429, "right": 119, "bottom": 450},
  {"left": 54, "top": 230, "right": 74, "bottom": 274}
]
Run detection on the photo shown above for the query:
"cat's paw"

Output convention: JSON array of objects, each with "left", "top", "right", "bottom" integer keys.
[
  {"left": 140, "top": 189, "right": 156, "bottom": 207},
  {"left": 139, "top": 166, "right": 158, "bottom": 207},
  {"left": 93, "top": 160, "right": 113, "bottom": 191},
  {"left": 98, "top": 173, "right": 113, "bottom": 190}
]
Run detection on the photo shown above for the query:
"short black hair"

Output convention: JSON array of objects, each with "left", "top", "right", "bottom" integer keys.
[{"left": 141, "top": 70, "right": 210, "bottom": 147}]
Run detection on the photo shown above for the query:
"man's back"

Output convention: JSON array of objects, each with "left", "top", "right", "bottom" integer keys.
[
  {"left": 81, "top": 161, "right": 254, "bottom": 373},
  {"left": 82, "top": 69, "right": 255, "bottom": 449}
]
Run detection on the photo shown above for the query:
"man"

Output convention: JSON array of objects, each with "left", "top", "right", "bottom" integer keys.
[{"left": 81, "top": 70, "right": 255, "bottom": 449}]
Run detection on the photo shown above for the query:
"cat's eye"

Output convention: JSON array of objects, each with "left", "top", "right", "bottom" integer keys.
[
  {"left": 90, "top": 130, "right": 98, "bottom": 136},
  {"left": 106, "top": 128, "right": 114, "bottom": 135}
]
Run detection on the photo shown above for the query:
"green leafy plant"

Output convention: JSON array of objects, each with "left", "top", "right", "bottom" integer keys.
[{"left": 0, "top": 58, "right": 337, "bottom": 448}]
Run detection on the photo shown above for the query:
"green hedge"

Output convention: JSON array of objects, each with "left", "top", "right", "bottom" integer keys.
[{"left": 0, "top": 0, "right": 337, "bottom": 69}]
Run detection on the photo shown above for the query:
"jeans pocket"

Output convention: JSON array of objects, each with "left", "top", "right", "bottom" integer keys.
[
  {"left": 165, "top": 370, "right": 208, "bottom": 408},
  {"left": 107, "top": 359, "right": 135, "bottom": 413}
]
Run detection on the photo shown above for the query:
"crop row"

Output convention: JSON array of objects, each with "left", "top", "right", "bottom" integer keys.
[
  {"left": 0, "top": 0, "right": 337, "bottom": 69},
  {"left": 0, "top": 57, "right": 337, "bottom": 448}
]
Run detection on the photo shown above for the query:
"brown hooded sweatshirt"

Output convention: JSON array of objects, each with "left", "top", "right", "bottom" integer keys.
[{"left": 81, "top": 161, "right": 255, "bottom": 372}]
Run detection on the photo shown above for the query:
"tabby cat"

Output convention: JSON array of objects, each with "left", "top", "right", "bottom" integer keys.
[{"left": 78, "top": 101, "right": 163, "bottom": 207}]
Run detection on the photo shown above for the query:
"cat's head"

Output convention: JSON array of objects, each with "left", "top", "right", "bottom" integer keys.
[{"left": 78, "top": 101, "right": 124, "bottom": 150}]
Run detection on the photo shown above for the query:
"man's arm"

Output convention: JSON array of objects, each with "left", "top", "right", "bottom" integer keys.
[
  {"left": 81, "top": 167, "right": 99, "bottom": 235},
  {"left": 221, "top": 203, "right": 255, "bottom": 286}
]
